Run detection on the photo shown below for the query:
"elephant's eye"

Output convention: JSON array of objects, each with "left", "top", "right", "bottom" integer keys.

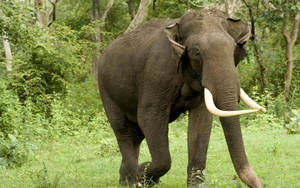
[{"left": 189, "top": 46, "right": 201, "bottom": 57}]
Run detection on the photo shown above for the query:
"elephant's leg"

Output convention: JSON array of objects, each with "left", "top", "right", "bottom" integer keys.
[
  {"left": 220, "top": 116, "right": 263, "bottom": 188},
  {"left": 116, "top": 122, "right": 144, "bottom": 186},
  {"left": 187, "top": 102, "right": 213, "bottom": 188},
  {"left": 137, "top": 103, "right": 171, "bottom": 186},
  {"left": 118, "top": 123, "right": 144, "bottom": 186},
  {"left": 100, "top": 93, "right": 143, "bottom": 187}
]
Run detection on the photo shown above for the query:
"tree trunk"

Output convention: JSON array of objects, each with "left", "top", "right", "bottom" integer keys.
[
  {"left": 127, "top": 0, "right": 135, "bottom": 20},
  {"left": 0, "top": 8, "right": 12, "bottom": 76},
  {"left": 125, "top": 0, "right": 152, "bottom": 33},
  {"left": 34, "top": 0, "right": 47, "bottom": 26},
  {"left": 242, "top": 0, "right": 267, "bottom": 93},
  {"left": 226, "top": 0, "right": 240, "bottom": 17},
  {"left": 2, "top": 35, "right": 12, "bottom": 76},
  {"left": 91, "top": 0, "right": 114, "bottom": 43},
  {"left": 92, "top": 0, "right": 100, "bottom": 21},
  {"left": 101, "top": 0, "right": 114, "bottom": 23},
  {"left": 282, "top": 13, "right": 300, "bottom": 101},
  {"left": 253, "top": 43, "right": 267, "bottom": 92},
  {"left": 91, "top": 0, "right": 114, "bottom": 74},
  {"left": 48, "top": 0, "right": 59, "bottom": 27},
  {"left": 186, "top": 0, "right": 190, "bottom": 10},
  {"left": 91, "top": 0, "right": 101, "bottom": 74},
  {"left": 213, "top": 0, "right": 241, "bottom": 17}
]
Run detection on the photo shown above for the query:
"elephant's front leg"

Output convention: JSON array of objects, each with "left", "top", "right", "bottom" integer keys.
[{"left": 187, "top": 101, "right": 213, "bottom": 188}]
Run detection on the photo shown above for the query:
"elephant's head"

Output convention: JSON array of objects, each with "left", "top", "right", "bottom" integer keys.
[
  {"left": 165, "top": 9, "right": 265, "bottom": 116},
  {"left": 166, "top": 9, "right": 265, "bottom": 187}
]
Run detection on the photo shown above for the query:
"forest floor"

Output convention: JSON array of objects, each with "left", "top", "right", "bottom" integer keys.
[{"left": 1, "top": 119, "right": 300, "bottom": 188}]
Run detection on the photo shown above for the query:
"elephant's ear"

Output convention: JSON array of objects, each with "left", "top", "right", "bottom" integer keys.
[
  {"left": 227, "top": 18, "right": 251, "bottom": 65},
  {"left": 165, "top": 23, "right": 186, "bottom": 57}
]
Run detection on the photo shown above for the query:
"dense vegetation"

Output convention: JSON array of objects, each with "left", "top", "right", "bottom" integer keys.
[{"left": 0, "top": 0, "right": 299, "bottom": 187}]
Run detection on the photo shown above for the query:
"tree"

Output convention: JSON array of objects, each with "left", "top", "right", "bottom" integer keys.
[
  {"left": 91, "top": 0, "right": 114, "bottom": 42},
  {"left": 282, "top": 1, "right": 300, "bottom": 101},
  {"left": 91, "top": 0, "right": 115, "bottom": 73},
  {"left": 242, "top": 0, "right": 268, "bottom": 92},
  {"left": 0, "top": 7, "right": 12, "bottom": 76},
  {"left": 127, "top": 0, "right": 136, "bottom": 20},
  {"left": 34, "top": 0, "right": 47, "bottom": 26},
  {"left": 34, "top": 0, "right": 59, "bottom": 27},
  {"left": 215, "top": 0, "right": 242, "bottom": 17},
  {"left": 2, "top": 36, "right": 12, "bottom": 76},
  {"left": 48, "top": 0, "right": 59, "bottom": 27},
  {"left": 125, "top": 0, "right": 153, "bottom": 33}
]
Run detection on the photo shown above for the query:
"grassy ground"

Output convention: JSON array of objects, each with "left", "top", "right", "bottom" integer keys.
[{"left": 1, "top": 119, "right": 300, "bottom": 188}]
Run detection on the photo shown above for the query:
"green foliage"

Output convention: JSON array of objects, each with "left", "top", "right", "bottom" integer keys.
[
  {"left": 56, "top": 0, "right": 91, "bottom": 30},
  {"left": 0, "top": 79, "right": 23, "bottom": 134},
  {"left": 149, "top": 0, "right": 187, "bottom": 19},
  {"left": 0, "top": 134, "right": 37, "bottom": 169},
  {"left": 10, "top": 22, "right": 93, "bottom": 112},
  {"left": 49, "top": 78, "right": 104, "bottom": 136},
  {"left": 1, "top": 125, "right": 300, "bottom": 187},
  {"left": 0, "top": 1, "right": 101, "bottom": 169},
  {"left": 30, "top": 163, "right": 62, "bottom": 188},
  {"left": 284, "top": 109, "right": 300, "bottom": 134},
  {"left": 0, "top": 5, "right": 92, "bottom": 122},
  {"left": 105, "top": 0, "right": 131, "bottom": 38}
]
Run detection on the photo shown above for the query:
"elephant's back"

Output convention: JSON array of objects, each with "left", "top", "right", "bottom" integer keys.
[
  {"left": 100, "top": 18, "right": 176, "bottom": 67},
  {"left": 99, "top": 18, "right": 177, "bottom": 84},
  {"left": 98, "top": 18, "right": 177, "bottom": 120}
]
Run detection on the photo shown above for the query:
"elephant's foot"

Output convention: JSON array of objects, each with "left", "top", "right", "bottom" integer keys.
[
  {"left": 187, "top": 169, "right": 208, "bottom": 188},
  {"left": 131, "top": 182, "right": 142, "bottom": 188},
  {"left": 119, "top": 174, "right": 142, "bottom": 188},
  {"left": 137, "top": 162, "right": 160, "bottom": 187},
  {"left": 119, "top": 178, "right": 142, "bottom": 188},
  {"left": 119, "top": 178, "right": 127, "bottom": 186}
]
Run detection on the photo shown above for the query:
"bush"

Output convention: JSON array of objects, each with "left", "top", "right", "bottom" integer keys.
[
  {"left": 49, "top": 78, "right": 104, "bottom": 136},
  {"left": 0, "top": 134, "right": 37, "bottom": 169},
  {"left": 284, "top": 109, "right": 300, "bottom": 134},
  {"left": 1, "top": 2, "right": 94, "bottom": 116},
  {"left": 0, "top": 79, "right": 23, "bottom": 135}
]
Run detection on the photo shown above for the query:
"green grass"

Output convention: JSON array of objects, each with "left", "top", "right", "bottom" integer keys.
[{"left": 1, "top": 121, "right": 300, "bottom": 188}]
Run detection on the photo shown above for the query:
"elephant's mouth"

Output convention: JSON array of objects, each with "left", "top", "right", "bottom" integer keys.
[{"left": 204, "top": 88, "right": 266, "bottom": 117}]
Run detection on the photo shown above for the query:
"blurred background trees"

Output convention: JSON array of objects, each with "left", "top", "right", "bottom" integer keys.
[{"left": 0, "top": 0, "right": 300, "bottom": 168}]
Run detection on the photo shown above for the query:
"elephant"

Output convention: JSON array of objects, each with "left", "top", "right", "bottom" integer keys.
[{"left": 98, "top": 9, "right": 266, "bottom": 188}]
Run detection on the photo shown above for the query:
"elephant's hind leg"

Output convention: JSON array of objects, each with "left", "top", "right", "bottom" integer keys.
[
  {"left": 118, "top": 122, "right": 144, "bottom": 186},
  {"left": 100, "top": 93, "right": 144, "bottom": 187},
  {"left": 137, "top": 102, "right": 172, "bottom": 186}
]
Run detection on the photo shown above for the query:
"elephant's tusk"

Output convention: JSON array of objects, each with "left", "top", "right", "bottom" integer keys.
[
  {"left": 240, "top": 88, "right": 266, "bottom": 112},
  {"left": 204, "top": 88, "right": 259, "bottom": 117}
]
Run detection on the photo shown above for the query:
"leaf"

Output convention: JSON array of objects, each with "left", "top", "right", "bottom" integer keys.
[{"left": 8, "top": 134, "right": 17, "bottom": 144}]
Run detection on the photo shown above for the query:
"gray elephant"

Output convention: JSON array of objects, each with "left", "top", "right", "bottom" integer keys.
[{"left": 98, "top": 9, "right": 266, "bottom": 188}]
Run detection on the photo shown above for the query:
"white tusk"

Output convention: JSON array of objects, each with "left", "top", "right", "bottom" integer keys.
[
  {"left": 204, "top": 88, "right": 259, "bottom": 117},
  {"left": 240, "top": 88, "right": 266, "bottom": 112}
]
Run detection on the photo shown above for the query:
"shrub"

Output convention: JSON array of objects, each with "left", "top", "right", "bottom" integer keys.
[
  {"left": 1, "top": 2, "right": 94, "bottom": 116},
  {"left": 284, "top": 109, "right": 300, "bottom": 134},
  {"left": 0, "top": 134, "right": 37, "bottom": 169},
  {"left": 49, "top": 78, "right": 104, "bottom": 136}
]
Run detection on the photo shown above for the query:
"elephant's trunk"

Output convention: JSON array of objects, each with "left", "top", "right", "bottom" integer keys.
[
  {"left": 220, "top": 115, "right": 263, "bottom": 188},
  {"left": 212, "top": 86, "right": 263, "bottom": 187}
]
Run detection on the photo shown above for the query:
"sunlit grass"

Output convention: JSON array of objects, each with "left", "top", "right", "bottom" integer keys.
[{"left": 0, "top": 119, "right": 300, "bottom": 188}]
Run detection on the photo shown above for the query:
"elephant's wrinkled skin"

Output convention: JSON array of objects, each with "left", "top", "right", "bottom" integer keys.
[{"left": 98, "top": 9, "right": 263, "bottom": 188}]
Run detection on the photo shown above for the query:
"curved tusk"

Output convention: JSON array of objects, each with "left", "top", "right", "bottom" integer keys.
[
  {"left": 204, "top": 88, "right": 259, "bottom": 117},
  {"left": 240, "top": 88, "right": 266, "bottom": 112}
]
